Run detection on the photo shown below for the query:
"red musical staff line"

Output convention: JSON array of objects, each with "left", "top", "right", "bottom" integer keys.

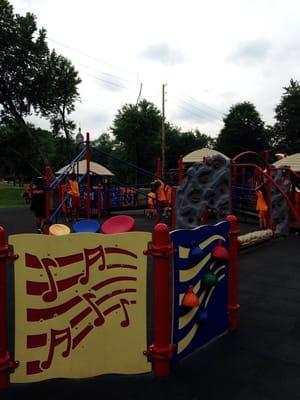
[
  {"left": 92, "top": 276, "right": 136, "bottom": 291},
  {"left": 26, "top": 297, "right": 137, "bottom": 374},
  {"left": 55, "top": 253, "right": 84, "bottom": 266},
  {"left": 27, "top": 296, "right": 82, "bottom": 322},
  {"left": 104, "top": 247, "right": 138, "bottom": 259},
  {"left": 27, "top": 273, "right": 82, "bottom": 296},
  {"left": 72, "top": 325, "right": 94, "bottom": 350},
  {"left": 96, "top": 289, "right": 136, "bottom": 307},
  {"left": 27, "top": 333, "right": 47, "bottom": 348},
  {"left": 107, "top": 264, "right": 137, "bottom": 270}
]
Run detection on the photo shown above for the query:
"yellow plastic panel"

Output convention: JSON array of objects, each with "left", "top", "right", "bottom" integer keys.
[{"left": 9, "top": 232, "right": 151, "bottom": 383}]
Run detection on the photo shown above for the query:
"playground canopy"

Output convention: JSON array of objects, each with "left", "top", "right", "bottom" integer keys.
[
  {"left": 183, "top": 148, "right": 230, "bottom": 163},
  {"left": 272, "top": 153, "right": 300, "bottom": 171},
  {"left": 56, "top": 160, "right": 114, "bottom": 176}
]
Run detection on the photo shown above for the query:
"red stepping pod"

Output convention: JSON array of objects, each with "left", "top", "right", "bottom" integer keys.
[{"left": 101, "top": 215, "right": 136, "bottom": 234}]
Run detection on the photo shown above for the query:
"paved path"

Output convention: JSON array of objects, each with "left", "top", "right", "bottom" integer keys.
[{"left": 1, "top": 208, "right": 300, "bottom": 399}]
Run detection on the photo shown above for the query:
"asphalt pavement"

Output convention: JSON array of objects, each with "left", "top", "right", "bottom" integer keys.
[{"left": 1, "top": 207, "right": 300, "bottom": 400}]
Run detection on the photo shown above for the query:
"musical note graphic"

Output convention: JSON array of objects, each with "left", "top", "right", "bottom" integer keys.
[
  {"left": 80, "top": 245, "right": 106, "bottom": 284},
  {"left": 41, "top": 328, "right": 71, "bottom": 370},
  {"left": 119, "top": 298, "right": 130, "bottom": 327},
  {"left": 82, "top": 293, "right": 105, "bottom": 327},
  {"left": 41, "top": 258, "right": 59, "bottom": 302}
]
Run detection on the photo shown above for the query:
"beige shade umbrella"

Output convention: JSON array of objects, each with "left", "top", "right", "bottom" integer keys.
[
  {"left": 56, "top": 160, "right": 114, "bottom": 176},
  {"left": 273, "top": 153, "right": 300, "bottom": 171},
  {"left": 183, "top": 148, "right": 230, "bottom": 163}
]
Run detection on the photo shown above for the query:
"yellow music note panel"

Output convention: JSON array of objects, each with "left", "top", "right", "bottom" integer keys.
[{"left": 9, "top": 232, "right": 152, "bottom": 383}]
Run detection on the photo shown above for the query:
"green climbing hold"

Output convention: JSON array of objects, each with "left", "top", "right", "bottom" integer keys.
[{"left": 202, "top": 271, "right": 218, "bottom": 287}]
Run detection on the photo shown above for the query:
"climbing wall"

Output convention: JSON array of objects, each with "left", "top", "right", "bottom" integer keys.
[
  {"left": 170, "top": 221, "right": 230, "bottom": 362},
  {"left": 270, "top": 168, "right": 290, "bottom": 235},
  {"left": 175, "top": 155, "right": 231, "bottom": 229}
]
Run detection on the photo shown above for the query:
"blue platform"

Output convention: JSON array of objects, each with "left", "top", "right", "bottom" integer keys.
[{"left": 73, "top": 219, "right": 101, "bottom": 233}]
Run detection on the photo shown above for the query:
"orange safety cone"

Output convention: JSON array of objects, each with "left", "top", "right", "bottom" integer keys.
[
  {"left": 182, "top": 285, "right": 200, "bottom": 308},
  {"left": 211, "top": 239, "right": 229, "bottom": 260}
]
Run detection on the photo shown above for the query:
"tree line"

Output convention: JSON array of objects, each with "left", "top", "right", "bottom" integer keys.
[{"left": 1, "top": 0, "right": 300, "bottom": 184}]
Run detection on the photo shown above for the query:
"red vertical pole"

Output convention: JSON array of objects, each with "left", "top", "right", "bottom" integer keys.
[
  {"left": 86, "top": 132, "right": 91, "bottom": 219},
  {"left": 156, "top": 158, "right": 162, "bottom": 179},
  {"left": 171, "top": 186, "right": 176, "bottom": 230},
  {"left": 0, "top": 227, "right": 10, "bottom": 389},
  {"left": 264, "top": 150, "right": 272, "bottom": 229},
  {"left": 178, "top": 155, "right": 184, "bottom": 184},
  {"left": 231, "top": 161, "right": 236, "bottom": 212},
  {"left": 226, "top": 214, "right": 240, "bottom": 331},
  {"left": 44, "top": 166, "right": 52, "bottom": 234},
  {"left": 144, "top": 223, "right": 174, "bottom": 376},
  {"left": 97, "top": 187, "right": 102, "bottom": 219}
]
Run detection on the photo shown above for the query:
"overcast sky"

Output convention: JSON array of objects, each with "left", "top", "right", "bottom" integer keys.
[{"left": 10, "top": 0, "right": 300, "bottom": 140}]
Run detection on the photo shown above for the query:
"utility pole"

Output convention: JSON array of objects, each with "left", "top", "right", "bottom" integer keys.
[{"left": 161, "top": 84, "right": 166, "bottom": 179}]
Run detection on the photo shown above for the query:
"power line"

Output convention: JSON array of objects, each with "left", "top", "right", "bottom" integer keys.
[
  {"left": 175, "top": 89, "right": 224, "bottom": 117},
  {"left": 78, "top": 69, "right": 137, "bottom": 92},
  {"left": 169, "top": 98, "right": 221, "bottom": 123},
  {"left": 48, "top": 37, "right": 137, "bottom": 77},
  {"left": 74, "top": 61, "right": 138, "bottom": 86}
]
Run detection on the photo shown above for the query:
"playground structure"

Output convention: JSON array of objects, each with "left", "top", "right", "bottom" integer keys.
[
  {"left": 176, "top": 149, "right": 300, "bottom": 235},
  {"left": 2, "top": 137, "right": 300, "bottom": 390},
  {"left": 44, "top": 133, "right": 163, "bottom": 228},
  {"left": 0, "top": 215, "right": 239, "bottom": 388},
  {"left": 19, "top": 130, "right": 299, "bottom": 240}
]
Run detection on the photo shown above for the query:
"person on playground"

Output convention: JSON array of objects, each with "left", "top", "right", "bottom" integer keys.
[
  {"left": 66, "top": 173, "right": 81, "bottom": 221},
  {"left": 255, "top": 184, "right": 268, "bottom": 229},
  {"left": 30, "top": 177, "right": 46, "bottom": 233},
  {"left": 150, "top": 178, "right": 169, "bottom": 218},
  {"left": 146, "top": 191, "right": 156, "bottom": 219}
]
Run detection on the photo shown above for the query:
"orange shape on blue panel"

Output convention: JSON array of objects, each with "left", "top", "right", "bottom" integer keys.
[
  {"left": 182, "top": 285, "right": 200, "bottom": 308},
  {"left": 211, "top": 240, "right": 229, "bottom": 261}
]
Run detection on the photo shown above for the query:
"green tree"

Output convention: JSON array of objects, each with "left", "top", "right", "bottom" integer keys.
[
  {"left": 111, "top": 99, "right": 162, "bottom": 182},
  {"left": 216, "top": 101, "right": 268, "bottom": 158},
  {"left": 0, "top": 0, "right": 81, "bottom": 164},
  {"left": 272, "top": 79, "right": 300, "bottom": 153},
  {"left": 166, "top": 126, "right": 215, "bottom": 169},
  {"left": 0, "top": 120, "right": 74, "bottom": 181},
  {"left": 38, "top": 50, "right": 81, "bottom": 144}
]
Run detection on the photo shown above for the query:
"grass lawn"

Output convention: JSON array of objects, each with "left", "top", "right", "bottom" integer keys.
[{"left": 0, "top": 182, "right": 27, "bottom": 208}]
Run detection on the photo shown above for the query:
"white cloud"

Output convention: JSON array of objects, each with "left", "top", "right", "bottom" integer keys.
[
  {"left": 7, "top": 0, "right": 300, "bottom": 141},
  {"left": 140, "top": 43, "right": 188, "bottom": 65}
]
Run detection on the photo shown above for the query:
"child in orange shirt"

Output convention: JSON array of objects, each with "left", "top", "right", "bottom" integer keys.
[
  {"left": 146, "top": 191, "right": 156, "bottom": 219},
  {"left": 256, "top": 185, "right": 268, "bottom": 229},
  {"left": 66, "top": 173, "right": 81, "bottom": 221}
]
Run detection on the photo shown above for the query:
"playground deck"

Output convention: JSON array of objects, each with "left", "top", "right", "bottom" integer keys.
[{"left": 1, "top": 207, "right": 300, "bottom": 400}]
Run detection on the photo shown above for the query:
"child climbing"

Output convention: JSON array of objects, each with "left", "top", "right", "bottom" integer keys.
[{"left": 255, "top": 184, "right": 268, "bottom": 229}]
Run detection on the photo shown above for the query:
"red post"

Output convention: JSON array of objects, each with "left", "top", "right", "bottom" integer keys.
[
  {"left": 264, "top": 150, "right": 272, "bottom": 229},
  {"left": 86, "top": 132, "right": 91, "bottom": 219},
  {"left": 226, "top": 215, "right": 240, "bottom": 331},
  {"left": 178, "top": 155, "right": 184, "bottom": 184},
  {"left": 144, "top": 223, "right": 174, "bottom": 377},
  {"left": 0, "top": 227, "right": 10, "bottom": 389},
  {"left": 156, "top": 158, "right": 162, "bottom": 179},
  {"left": 97, "top": 186, "right": 102, "bottom": 219},
  {"left": 171, "top": 186, "right": 176, "bottom": 230},
  {"left": 44, "top": 165, "right": 52, "bottom": 234}
]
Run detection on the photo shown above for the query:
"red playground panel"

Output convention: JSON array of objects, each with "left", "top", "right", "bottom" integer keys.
[{"left": 101, "top": 215, "right": 136, "bottom": 234}]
